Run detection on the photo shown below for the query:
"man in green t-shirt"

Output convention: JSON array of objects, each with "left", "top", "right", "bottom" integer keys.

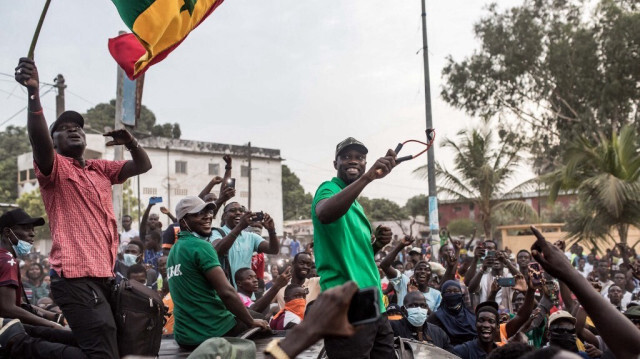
[
  {"left": 312, "top": 137, "right": 397, "bottom": 358},
  {"left": 167, "top": 196, "right": 269, "bottom": 350}
]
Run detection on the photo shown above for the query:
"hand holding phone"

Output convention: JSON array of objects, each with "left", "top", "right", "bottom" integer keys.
[
  {"left": 149, "top": 196, "right": 163, "bottom": 205},
  {"left": 348, "top": 287, "right": 380, "bottom": 326},
  {"left": 227, "top": 178, "right": 236, "bottom": 189},
  {"left": 497, "top": 277, "right": 516, "bottom": 287}
]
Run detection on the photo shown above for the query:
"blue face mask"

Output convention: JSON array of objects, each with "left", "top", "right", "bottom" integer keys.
[
  {"left": 406, "top": 307, "right": 428, "bottom": 327},
  {"left": 10, "top": 229, "right": 32, "bottom": 256}
]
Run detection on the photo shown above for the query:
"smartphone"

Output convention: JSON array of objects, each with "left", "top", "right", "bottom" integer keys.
[
  {"left": 486, "top": 250, "right": 496, "bottom": 258},
  {"left": 528, "top": 262, "right": 543, "bottom": 286},
  {"left": 253, "top": 211, "right": 264, "bottom": 222},
  {"left": 227, "top": 178, "right": 236, "bottom": 189},
  {"left": 149, "top": 196, "right": 163, "bottom": 204},
  {"left": 348, "top": 287, "right": 380, "bottom": 326},
  {"left": 497, "top": 277, "right": 516, "bottom": 287}
]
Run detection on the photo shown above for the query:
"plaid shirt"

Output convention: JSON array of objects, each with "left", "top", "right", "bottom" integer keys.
[{"left": 36, "top": 153, "right": 127, "bottom": 278}]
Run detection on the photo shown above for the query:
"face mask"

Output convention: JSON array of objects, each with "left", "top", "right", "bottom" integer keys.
[
  {"left": 123, "top": 253, "right": 138, "bottom": 266},
  {"left": 9, "top": 229, "right": 32, "bottom": 256},
  {"left": 549, "top": 332, "right": 578, "bottom": 353},
  {"left": 406, "top": 307, "right": 428, "bottom": 327},
  {"left": 443, "top": 293, "right": 463, "bottom": 311}
]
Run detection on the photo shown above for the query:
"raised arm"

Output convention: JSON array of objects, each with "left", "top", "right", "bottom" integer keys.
[
  {"left": 314, "top": 150, "right": 396, "bottom": 224},
  {"left": 139, "top": 202, "right": 155, "bottom": 241},
  {"left": 15, "top": 58, "right": 55, "bottom": 175},
  {"left": 257, "top": 213, "right": 279, "bottom": 255},
  {"left": 380, "top": 237, "right": 414, "bottom": 279},
  {"left": 205, "top": 266, "right": 268, "bottom": 330},
  {"left": 505, "top": 278, "right": 536, "bottom": 338},
  {"left": 104, "top": 129, "right": 152, "bottom": 181},
  {"left": 199, "top": 176, "right": 223, "bottom": 199},
  {"left": 213, "top": 212, "right": 253, "bottom": 256},
  {"left": 464, "top": 245, "right": 485, "bottom": 287},
  {"left": 159, "top": 207, "right": 177, "bottom": 224},
  {"left": 251, "top": 267, "right": 291, "bottom": 313},
  {"left": 530, "top": 226, "right": 640, "bottom": 359}
]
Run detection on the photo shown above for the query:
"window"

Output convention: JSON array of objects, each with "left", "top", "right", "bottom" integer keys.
[
  {"left": 241, "top": 165, "right": 250, "bottom": 177},
  {"left": 240, "top": 191, "right": 249, "bottom": 198},
  {"left": 209, "top": 163, "right": 220, "bottom": 176},
  {"left": 175, "top": 161, "right": 187, "bottom": 174},
  {"left": 174, "top": 188, "right": 188, "bottom": 196},
  {"left": 453, "top": 206, "right": 462, "bottom": 212},
  {"left": 143, "top": 187, "right": 157, "bottom": 195},
  {"left": 19, "top": 170, "right": 27, "bottom": 182}
]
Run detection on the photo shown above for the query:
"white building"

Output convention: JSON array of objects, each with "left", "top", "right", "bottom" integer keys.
[{"left": 17, "top": 135, "right": 284, "bottom": 236}]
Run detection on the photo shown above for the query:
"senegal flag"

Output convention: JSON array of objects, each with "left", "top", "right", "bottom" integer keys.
[{"left": 109, "top": 0, "right": 225, "bottom": 80}]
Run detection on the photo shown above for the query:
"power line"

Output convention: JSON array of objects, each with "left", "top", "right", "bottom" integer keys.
[
  {"left": 0, "top": 72, "right": 56, "bottom": 87},
  {"left": 66, "top": 89, "right": 96, "bottom": 106},
  {"left": 0, "top": 86, "right": 54, "bottom": 127}
]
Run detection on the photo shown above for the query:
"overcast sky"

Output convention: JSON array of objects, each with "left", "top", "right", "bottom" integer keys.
[{"left": 0, "top": 0, "right": 532, "bottom": 206}]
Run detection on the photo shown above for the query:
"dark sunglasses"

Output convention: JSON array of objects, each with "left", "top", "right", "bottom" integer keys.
[{"left": 550, "top": 328, "right": 576, "bottom": 335}]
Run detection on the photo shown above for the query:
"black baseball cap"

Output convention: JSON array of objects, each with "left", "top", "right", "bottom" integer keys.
[
  {"left": 0, "top": 208, "right": 45, "bottom": 230},
  {"left": 49, "top": 110, "right": 85, "bottom": 137},
  {"left": 335, "top": 137, "right": 368, "bottom": 158}
]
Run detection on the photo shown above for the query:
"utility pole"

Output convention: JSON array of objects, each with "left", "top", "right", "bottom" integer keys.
[
  {"left": 54, "top": 74, "right": 65, "bottom": 118},
  {"left": 247, "top": 142, "right": 252, "bottom": 210},
  {"left": 420, "top": 0, "right": 439, "bottom": 255},
  {"left": 113, "top": 30, "right": 126, "bottom": 233}
]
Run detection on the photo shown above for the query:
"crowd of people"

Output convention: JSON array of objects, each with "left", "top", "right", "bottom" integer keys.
[{"left": 0, "top": 57, "right": 639, "bottom": 359}]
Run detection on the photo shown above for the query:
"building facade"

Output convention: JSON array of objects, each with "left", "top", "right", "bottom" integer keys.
[{"left": 17, "top": 135, "right": 284, "bottom": 236}]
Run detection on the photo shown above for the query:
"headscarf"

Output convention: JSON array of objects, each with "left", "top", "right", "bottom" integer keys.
[{"left": 434, "top": 280, "right": 477, "bottom": 338}]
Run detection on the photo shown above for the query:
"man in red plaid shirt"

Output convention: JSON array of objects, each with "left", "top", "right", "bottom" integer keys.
[{"left": 15, "top": 57, "right": 152, "bottom": 358}]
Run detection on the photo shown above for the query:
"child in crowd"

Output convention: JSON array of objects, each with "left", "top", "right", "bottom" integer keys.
[{"left": 270, "top": 284, "right": 306, "bottom": 330}]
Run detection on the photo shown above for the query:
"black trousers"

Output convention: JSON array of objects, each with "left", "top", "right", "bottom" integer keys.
[
  {"left": 9, "top": 324, "right": 85, "bottom": 359},
  {"left": 324, "top": 316, "right": 394, "bottom": 359},
  {"left": 50, "top": 275, "right": 119, "bottom": 359}
]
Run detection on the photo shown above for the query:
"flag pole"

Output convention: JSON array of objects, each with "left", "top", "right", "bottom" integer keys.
[{"left": 28, "top": 0, "right": 52, "bottom": 59}]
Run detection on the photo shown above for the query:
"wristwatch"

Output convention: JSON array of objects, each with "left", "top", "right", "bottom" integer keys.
[
  {"left": 264, "top": 339, "right": 290, "bottom": 359},
  {"left": 125, "top": 139, "right": 140, "bottom": 151}
]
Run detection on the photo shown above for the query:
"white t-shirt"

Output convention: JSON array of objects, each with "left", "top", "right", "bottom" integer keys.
[
  {"left": 119, "top": 228, "right": 139, "bottom": 252},
  {"left": 283, "top": 311, "right": 302, "bottom": 327}
]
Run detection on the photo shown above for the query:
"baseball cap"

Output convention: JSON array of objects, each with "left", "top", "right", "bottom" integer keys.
[
  {"left": 49, "top": 110, "right": 85, "bottom": 136},
  {"left": 625, "top": 305, "right": 640, "bottom": 318},
  {"left": 335, "top": 137, "right": 368, "bottom": 158},
  {"left": 409, "top": 247, "right": 422, "bottom": 255},
  {"left": 548, "top": 310, "right": 576, "bottom": 327},
  {"left": 0, "top": 208, "right": 45, "bottom": 229},
  {"left": 175, "top": 196, "right": 216, "bottom": 221}
]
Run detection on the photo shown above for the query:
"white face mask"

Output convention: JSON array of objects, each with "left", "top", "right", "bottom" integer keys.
[
  {"left": 123, "top": 253, "right": 138, "bottom": 266},
  {"left": 406, "top": 307, "right": 428, "bottom": 327}
]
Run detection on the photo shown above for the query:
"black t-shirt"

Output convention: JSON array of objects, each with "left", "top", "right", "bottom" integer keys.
[{"left": 389, "top": 317, "right": 455, "bottom": 353}]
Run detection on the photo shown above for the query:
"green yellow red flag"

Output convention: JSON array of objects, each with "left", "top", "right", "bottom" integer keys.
[{"left": 109, "top": 0, "right": 225, "bottom": 80}]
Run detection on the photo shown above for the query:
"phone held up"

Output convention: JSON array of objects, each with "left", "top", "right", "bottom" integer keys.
[
  {"left": 348, "top": 287, "right": 380, "bottom": 326},
  {"left": 497, "top": 277, "right": 516, "bottom": 287},
  {"left": 528, "top": 262, "right": 544, "bottom": 286},
  {"left": 227, "top": 178, "right": 236, "bottom": 189},
  {"left": 253, "top": 211, "right": 264, "bottom": 222},
  {"left": 149, "top": 196, "right": 163, "bottom": 204}
]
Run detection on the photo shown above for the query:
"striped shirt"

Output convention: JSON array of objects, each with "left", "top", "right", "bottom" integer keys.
[{"left": 35, "top": 152, "right": 126, "bottom": 278}]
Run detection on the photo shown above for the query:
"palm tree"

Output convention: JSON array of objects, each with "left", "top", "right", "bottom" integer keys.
[
  {"left": 546, "top": 125, "right": 640, "bottom": 247},
  {"left": 414, "top": 127, "right": 537, "bottom": 240}
]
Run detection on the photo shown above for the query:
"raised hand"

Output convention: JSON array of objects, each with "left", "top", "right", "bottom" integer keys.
[
  {"left": 400, "top": 235, "right": 415, "bottom": 248},
  {"left": 367, "top": 149, "right": 397, "bottom": 180},
  {"left": 262, "top": 213, "right": 275, "bottom": 232},
  {"left": 374, "top": 225, "right": 393, "bottom": 248},
  {"left": 15, "top": 57, "right": 39, "bottom": 90},
  {"left": 304, "top": 281, "right": 358, "bottom": 337},
  {"left": 218, "top": 186, "right": 235, "bottom": 202},
  {"left": 237, "top": 211, "right": 254, "bottom": 230},
  {"left": 530, "top": 226, "right": 573, "bottom": 280},
  {"left": 274, "top": 266, "right": 292, "bottom": 289},
  {"left": 104, "top": 129, "right": 135, "bottom": 146},
  {"left": 223, "top": 155, "right": 232, "bottom": 166},
  {"left": 159, "top": 207, "right": 170, "bottom": 215},
  {"left": 513, "top": 273, "right": 528, "bottom": 292}
]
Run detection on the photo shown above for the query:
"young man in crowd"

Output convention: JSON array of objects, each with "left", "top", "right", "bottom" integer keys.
[
  {"left": 516, "top": 250, "right": 532, "bottom": 278},
  {"left": 604, "top": 271, "right": 633, "bottom": 309},
  {"left": 167, "top": 196, "right": 269, "bottom": 350},
  {"left": 126, "top": 264, "right": 148, "bottom": 286},
  {"left": 119, "top": 214, "right": 139, "bottom": 252},
  {"left": 274, "top": 252, "right": 322, "bottom": 309},
  {"left": 270, "top": 284, "right": 307, "bottom": 330},
  {"left": 312, "top": 137, "right": 396, "bottom": 358},
  {"left": 235, "top": 266, "right": 290, "bottom": 314},
  {"left": 210, "top": 202, "right": 280, "bottom": 286},
  {"left": 0, "top": 208, "right": 83, "bottom": 358},
  {"left": 115, "top": 239, "right": 158, "bottom": 288},
  {"left": 14, "top": 57, "right": 152, "bottom": 358},
  {"left": 389, "top": 291, "right": 454, "bottom": 352},
  {"left": 468, "top": 249, "right": 519, "bottom": 311},
  {"left": 453, "top": 301, "right": 499, "bottom": 359},
  {"left": 595, "top": 261, "right": 614, "bottom": 295}
]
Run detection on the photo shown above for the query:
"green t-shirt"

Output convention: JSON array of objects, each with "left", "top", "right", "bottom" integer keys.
[
  {"left": 311, "top": 177, "right": 385, "bottom": 313},
  {"left": 167, "top": 231, "right": 236, "bottom": 346}
]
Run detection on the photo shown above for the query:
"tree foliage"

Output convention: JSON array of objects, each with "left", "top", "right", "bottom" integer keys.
[
  {"left": 82, "top": 100, "right": 181, "bottom": 138},
  {"left": 447, "top": 218, "right": 478, "bottom": 237},
  {"left": 404, "top": 194, "right": 429, "bottom": 218},
  {"left": 282, "top": 165, "right": 313, "bottom": 220},
  {"left": 359, "top": 196, "right": 406, "bottom": 221},
  {"left": 545, "top": 125, "right": 640, "bottom": 248},
  {"left": 16, "top": 190, "right": 50, "bottom": 239},
  {"left": 441, "top": 0, "right": 640, "bottom": 170},
  {"left": 0, "top": 126, "right": 31, "bottom": 203},
  {"left": 414, "top": 127, "right": 536, "bottom": 239}
]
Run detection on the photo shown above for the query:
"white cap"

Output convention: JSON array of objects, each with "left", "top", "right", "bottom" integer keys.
[{"left": 175, "top": 196, "right": 216, "bottom": 221}]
